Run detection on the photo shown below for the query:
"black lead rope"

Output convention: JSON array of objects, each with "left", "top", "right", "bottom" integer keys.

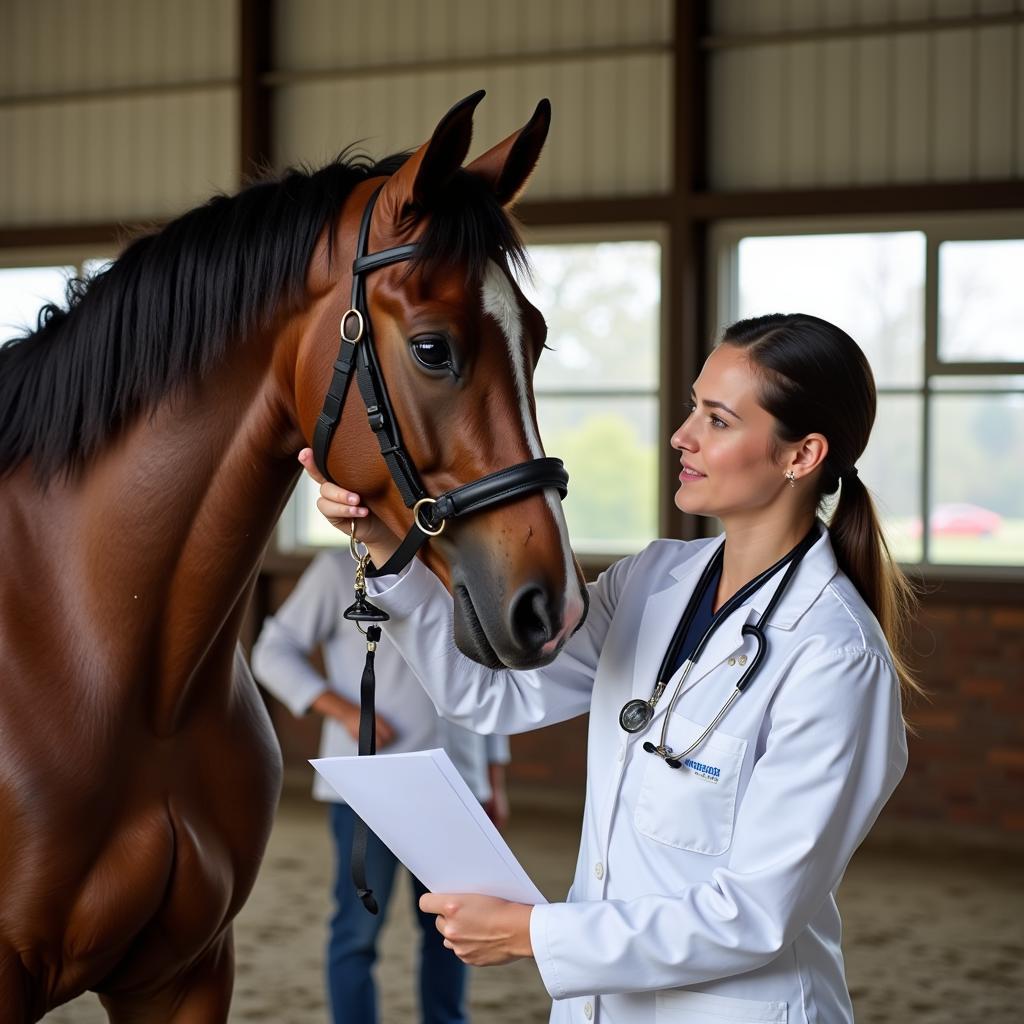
[{"left": 344, "top": 540, "right": 390, "bottom": 914}]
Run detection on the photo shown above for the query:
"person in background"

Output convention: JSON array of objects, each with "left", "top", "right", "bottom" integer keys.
[{"left": 252, "top": 548, "right": 510, "bottom": 1024}]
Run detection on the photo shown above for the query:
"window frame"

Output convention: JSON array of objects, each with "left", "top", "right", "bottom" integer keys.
[
  {"left": 0, "top": 245, "right": 119, "bottom": 337},
  {"left": 709, "top": 211, "right": 1024, "bottom": 583}
]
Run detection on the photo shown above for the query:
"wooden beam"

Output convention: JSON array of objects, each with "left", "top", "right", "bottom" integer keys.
[
  {"left": 516, "top": 196, "right": 668, "bottom": 228},
  {"left": 667, "top": 0, "right": 709, "bottom": 542},
  {"left": 240, "top": 0, "right": 274, "bottom": 181},
  {"left": 0, "top": 222, "right": 143, "bottom": 250},
  {"left": 690, "top": 181, "right": 1024, "bottom": 220}
]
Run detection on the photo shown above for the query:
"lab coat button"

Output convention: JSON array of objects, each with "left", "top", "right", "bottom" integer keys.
[
  {"left": 584, "top": 1001, "right": 594, "bottom": 1020},
  {"left": 594, "top": 861, "right": 604, "bottom": 880},
  {"left": 739, "top": 654, "right": 748, "bottom": 666},
  {"left": 728, "top": 657, "right": 736, "bottom": 667}
]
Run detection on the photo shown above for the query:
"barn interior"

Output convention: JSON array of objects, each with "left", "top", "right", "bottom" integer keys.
[{"left": 2, "top": 2, "right": 1022, "bottom": 1022}]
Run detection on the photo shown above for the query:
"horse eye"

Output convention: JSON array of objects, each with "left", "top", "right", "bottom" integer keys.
[{"left": 410, "top": 334, "right": 453, "bottom": 371}]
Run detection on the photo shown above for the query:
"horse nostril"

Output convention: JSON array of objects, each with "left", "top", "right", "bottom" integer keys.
[{"left": 508, "top": 584, "right": 556, "bottom": 652}]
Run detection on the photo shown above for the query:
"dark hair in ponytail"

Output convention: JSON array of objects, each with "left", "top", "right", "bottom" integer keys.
[{"left": 721, "top": 313, "right": 923, "bottom": 712}]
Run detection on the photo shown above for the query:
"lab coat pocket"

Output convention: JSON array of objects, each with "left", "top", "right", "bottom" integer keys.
[
  {"left": 634, "top": 714, "right": 746, "bottom": 855},
  {"left": 655, "top": 989, "right": 787, "bottom": 1023}
]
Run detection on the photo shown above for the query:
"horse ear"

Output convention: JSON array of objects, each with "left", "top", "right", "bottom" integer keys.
[
  {"left": 378, "top": 90, "right": 485, "bottom": 224},
  {"left": 464, "top": 98, "right": 551, "bottom": 207}
]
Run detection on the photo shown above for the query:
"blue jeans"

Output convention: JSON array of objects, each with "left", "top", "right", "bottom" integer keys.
[{"left": 328, "top": 802, "right": 468, "bottom": 1024}]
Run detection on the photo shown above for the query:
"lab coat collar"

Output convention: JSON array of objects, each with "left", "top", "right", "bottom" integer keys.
[{"left": 666, "top": 522, "right": 838, "bottom": 630}]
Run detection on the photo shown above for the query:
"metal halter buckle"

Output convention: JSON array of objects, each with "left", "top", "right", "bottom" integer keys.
[
  {"left": 413, "top": 497, "right": 445, "bottom": 536},
  {"left": 340, "top": 308, "right": 364, "bottom": 344}
]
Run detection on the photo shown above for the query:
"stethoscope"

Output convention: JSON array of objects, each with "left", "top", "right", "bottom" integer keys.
[{"left": 619, "top": 522, "right": 821, "bottom": 770}]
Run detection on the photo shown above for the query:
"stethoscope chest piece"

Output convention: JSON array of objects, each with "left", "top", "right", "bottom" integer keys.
[{"left": 619, "top": 699, "right": 655, "bottom": 733}]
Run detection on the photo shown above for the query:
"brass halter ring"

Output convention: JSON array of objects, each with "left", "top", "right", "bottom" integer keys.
[
  {"left": 413, "top": 497, "right": 446, "bottom": 537},
  {"left": 340, "top": 308, "right": 364, "bottom": 344}
]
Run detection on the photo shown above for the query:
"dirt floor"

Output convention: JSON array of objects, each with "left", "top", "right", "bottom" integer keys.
[{"left": 47, "top": 795, "right": 1023, "bottom": 1024}]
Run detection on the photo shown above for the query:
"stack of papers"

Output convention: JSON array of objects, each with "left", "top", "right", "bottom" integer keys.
[{"left": 311, "top": 748, "right": 546, "bottom": 905}]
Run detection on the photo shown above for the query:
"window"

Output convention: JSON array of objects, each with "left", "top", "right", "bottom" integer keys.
[
  {"left": 0, "top": 257, "right": 115, "bottom": 349},
  {"left": 281, "top": 235, "right": 665, "bottom": 556},
  {"left": 714, "top": 218, "right": 1024, "bottom": 570},
  {"left": 0, "top": 265, "right": 76, "bottom": 346},
  {"left": 523, "top": 238, "right": 662, "bottom": 556}
]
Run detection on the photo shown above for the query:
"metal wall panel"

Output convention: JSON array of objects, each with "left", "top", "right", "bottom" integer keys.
[
  {"left": 275, "top": 0, "right": 671, "bottom": 68},
  {"left": 0, "top": 0, "right": 237, "bottom": 226},
  {"left": 0, "top": 0, "right": 235, "bottom": 95},
  {"left": 0, "top": 89, "right": 237, "bottom": 225},
  {"left": 710, "top": 0, "right": 993, "bottom": 33},
  {"left": 708, "top": 14, "right": 1024, "bottom": 189},
  {"left": 274, "top": 52, "right": 672, "bottom": 198},
  {"left": 273, "top": 0, "right": 672, "bottom": 201}
]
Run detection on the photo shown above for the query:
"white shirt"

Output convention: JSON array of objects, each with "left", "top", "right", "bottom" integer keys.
[
  {"left": 251, "top": 550, "right": 508, "bottom": 804},
  {"left": 367, "top": 528, "right": 907, "bottom": 1024}
]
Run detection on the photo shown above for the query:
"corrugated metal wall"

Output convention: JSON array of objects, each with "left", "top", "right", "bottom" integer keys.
[
  {"left": 1, "top": 1, "right": 1022, "bottom": 227},
  {"left": 0, "top": 0, "right": 237, "bottom": 225},
  {"left": 708, "top": 0, "right": 1024, "bottom": 189},
  {"left": 271, "top": 0, "right": 673, "bottom": 198}
]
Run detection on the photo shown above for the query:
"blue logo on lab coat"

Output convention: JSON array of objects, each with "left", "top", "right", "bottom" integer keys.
[{"left": 683, "top": 757, "right": 722, "bottom": 783}]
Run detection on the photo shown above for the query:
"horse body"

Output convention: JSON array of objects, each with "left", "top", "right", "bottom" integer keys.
[
  {"left": 0, "top": 93, "right": 584, "bottom": 1020},
  {"left": 0, "top": 335, "right": 296, "bottom": 1017}
]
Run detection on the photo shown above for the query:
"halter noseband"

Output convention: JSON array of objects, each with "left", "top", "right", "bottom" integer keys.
[{"left": 312, "top": 183, "right": 569, "bottom": 577}]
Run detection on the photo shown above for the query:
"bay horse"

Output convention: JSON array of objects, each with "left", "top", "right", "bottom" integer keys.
[{"left": 0, "top": 92, "right": 586, "bottom": 1021}]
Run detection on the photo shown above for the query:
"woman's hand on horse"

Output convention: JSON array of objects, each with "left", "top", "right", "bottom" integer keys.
[
  {"left": 419, "top": 892, "right": 534, "bottom": 967},
  {"left": 296, "top": 448, "right": 400, "bottom": 568}
]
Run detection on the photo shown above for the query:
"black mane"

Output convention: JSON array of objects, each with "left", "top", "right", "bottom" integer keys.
[{"left": 0, "top": 154, "right": 526, "bottom": 484}]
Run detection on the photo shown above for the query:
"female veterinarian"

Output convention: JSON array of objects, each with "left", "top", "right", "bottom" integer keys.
[{"left": 298, "top": 313, "right": 915, "bottom": 1024}]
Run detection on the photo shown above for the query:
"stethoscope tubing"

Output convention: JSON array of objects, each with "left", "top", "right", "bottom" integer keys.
[
  {"left": 647, "top": 622, "right": 765, "bottom": 766},
  {"left": 636, "top": 524, "right": 820, "bottom": 769}
]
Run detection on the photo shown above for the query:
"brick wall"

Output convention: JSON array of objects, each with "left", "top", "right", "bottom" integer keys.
[
  {"left": 885, "top": 602, "right": 1024, "bottom": 841},
  {"left": 250, "top": 569, "right": 1024, "bottom": 847}
]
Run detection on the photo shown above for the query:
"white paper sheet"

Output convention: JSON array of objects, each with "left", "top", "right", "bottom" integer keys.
[{"left": 311, "top": 749, "right": 547, "bottom": 905}]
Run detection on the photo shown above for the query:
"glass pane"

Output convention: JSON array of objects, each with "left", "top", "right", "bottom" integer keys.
[
  {"left": 939, "top": 239, "right": 1024, "bottom": 363},
  {"left": 736, "top": 232, "right": 925, "bottom": 387},
  {"left": 929, "top": 391, "right": 1024, "bottom": 566},
  {"left": 0, "top": 266, "right": 74, "bottom": 346},
  {"left": 522, "top": 241, "right": 661, "bottom": 393},
  {"left": 858, "top": 394, "right": 923, "bottom": 564},
  {"left": 536, "top": 395, "right": 659, "bottom": 555}
]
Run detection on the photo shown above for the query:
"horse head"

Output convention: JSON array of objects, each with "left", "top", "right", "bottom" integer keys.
[{"left": 292, "top": 93, "right": 587, "bottom": 670}]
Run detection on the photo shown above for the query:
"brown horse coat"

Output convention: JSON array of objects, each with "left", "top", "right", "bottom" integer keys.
[{"left": 0, "top": 94, "right": 583, "bottom": 1021}]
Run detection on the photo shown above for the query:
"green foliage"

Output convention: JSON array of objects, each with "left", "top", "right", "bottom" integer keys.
[{"left": 547, "top": 413, "right": 657, "bottom": 550}]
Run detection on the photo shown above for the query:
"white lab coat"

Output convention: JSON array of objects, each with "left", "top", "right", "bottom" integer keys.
[{"left": 367, "top": 528, "right": 908, "bottom": 1024}]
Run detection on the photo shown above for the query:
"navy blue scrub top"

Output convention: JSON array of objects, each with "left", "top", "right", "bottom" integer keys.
[{"left": 665, "top": 561, "right": 723, "bottom": 679}]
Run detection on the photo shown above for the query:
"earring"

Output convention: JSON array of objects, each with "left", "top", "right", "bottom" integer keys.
[{"left": 785, "top": 470, "right": 797, "bottom": 487}]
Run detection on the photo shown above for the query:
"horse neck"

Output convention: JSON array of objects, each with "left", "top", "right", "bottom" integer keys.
[{"left": 10, "top": 324, "right": 304, "bottom": 732}]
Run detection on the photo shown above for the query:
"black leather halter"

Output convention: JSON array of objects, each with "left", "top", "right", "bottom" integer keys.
[{"left": 312, "top": 183, "right": 570, "bottom": 576}]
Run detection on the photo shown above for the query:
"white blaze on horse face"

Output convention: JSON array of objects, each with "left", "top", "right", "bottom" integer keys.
[{"left": 480, "top": 260, "right": 584, "bottom": 648}]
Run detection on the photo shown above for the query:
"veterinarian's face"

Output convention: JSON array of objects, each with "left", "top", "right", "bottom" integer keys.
[{"left": 670, "top": 344, "right": 790, "bottom": 519}]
